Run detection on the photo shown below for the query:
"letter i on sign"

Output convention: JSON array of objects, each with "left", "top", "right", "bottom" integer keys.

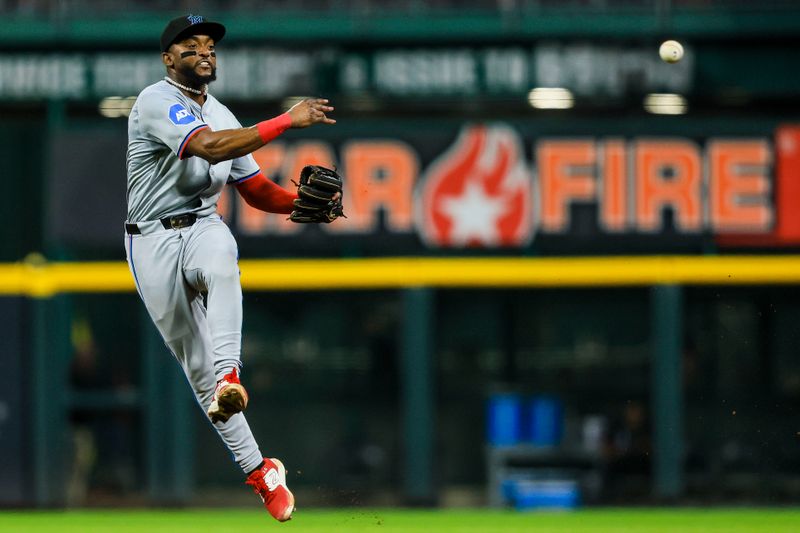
[{"left": 600, "top": 139, "right": 627, "bottom": 232}]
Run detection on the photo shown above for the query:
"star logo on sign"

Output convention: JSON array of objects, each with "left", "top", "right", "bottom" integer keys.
[{"left": 440, "top": 181, "right": 508, "bottom": 246}]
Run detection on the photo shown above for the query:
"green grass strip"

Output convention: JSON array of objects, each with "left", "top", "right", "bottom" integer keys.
[{"left": 2, "top": 508, "right": 800, "bottom": 532}]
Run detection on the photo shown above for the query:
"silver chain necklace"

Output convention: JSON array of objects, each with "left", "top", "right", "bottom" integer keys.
[{"left": 164, "top": 76, "right": 206, "bottom": 95}]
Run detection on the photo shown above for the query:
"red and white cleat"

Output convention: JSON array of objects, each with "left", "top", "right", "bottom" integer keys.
[
  {"left": 207, "top": 368, "right": 249, "bottom": 424},
  {"left": 246, "top": 458, "right": 295, "bottom": 522}
]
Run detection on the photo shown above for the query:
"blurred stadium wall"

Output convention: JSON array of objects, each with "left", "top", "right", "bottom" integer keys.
[{"left": 2, "top": 0, "right": 800, "bottom": 509}]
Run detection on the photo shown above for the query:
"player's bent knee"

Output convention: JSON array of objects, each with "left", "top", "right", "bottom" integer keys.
[{"left": 204, "top": 256, "right": 240, "bottom": 285}]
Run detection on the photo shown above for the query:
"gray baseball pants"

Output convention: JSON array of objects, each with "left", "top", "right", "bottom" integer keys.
[{"left": 124, "top": 213, "right": 263, "bottom": 474}]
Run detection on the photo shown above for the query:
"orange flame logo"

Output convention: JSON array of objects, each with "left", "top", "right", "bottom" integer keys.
[{"left": 417, "top": 124, "right": 533, "bottom": 247}]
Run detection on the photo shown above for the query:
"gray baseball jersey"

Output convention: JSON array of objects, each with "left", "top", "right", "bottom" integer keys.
[
  {"left": 124, "top": 80, "right": 265, "bottom": 475},
  {"left": 126, "top": 80, "right": 260, "bottom": 222}
]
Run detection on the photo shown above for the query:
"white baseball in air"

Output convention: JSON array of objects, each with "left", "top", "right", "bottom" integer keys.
[{"left": 659, "top": 40, "right": 684, "bottom": 63}]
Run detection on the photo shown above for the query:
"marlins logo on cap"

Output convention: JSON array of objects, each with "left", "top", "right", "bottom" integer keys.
[{"left": 160, "top": 14, "right": 226, "bottom": 52}]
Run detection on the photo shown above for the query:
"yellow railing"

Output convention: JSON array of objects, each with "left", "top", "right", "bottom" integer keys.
[{"left": 3, "top": 256, "right": 800, "bottom": 297}]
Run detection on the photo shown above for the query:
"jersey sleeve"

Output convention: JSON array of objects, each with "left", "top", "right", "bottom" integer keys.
[
  {"left": 224, "top": 114, "right": 261, "bottom": 184},
  {"left": 227, "top": 154, "right": 261, "bottom": 184},
  {"left": 137, "top": 90, "right": 209, "bottom": 159}
]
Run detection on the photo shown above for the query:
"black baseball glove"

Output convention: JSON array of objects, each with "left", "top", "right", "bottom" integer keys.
[{"left": 289, "top": 165, "right": 345, "bottom": 223}]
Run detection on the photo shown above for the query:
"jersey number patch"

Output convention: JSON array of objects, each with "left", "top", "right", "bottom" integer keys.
[{"left": 169, "top": 104, "right": 196, "bottom": 125}]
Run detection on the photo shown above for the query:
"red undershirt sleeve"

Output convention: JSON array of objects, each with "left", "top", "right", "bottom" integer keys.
[{"left": 235, "top": 172, "right": 297, "bottom": 214}]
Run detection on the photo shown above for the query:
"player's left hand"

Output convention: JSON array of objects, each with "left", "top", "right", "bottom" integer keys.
[
  {"left": 289, "top": 165, "right": 345, "bottom": 223},
  {"left": 288, "top": 98, "right": 336, "bottom": 128}
]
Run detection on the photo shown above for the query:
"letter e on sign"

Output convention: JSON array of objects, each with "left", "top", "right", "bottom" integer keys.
[{"left": 709, "top": 140, "right": 772, "bottom": 233}]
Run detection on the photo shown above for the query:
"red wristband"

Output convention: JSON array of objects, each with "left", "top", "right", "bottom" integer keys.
[{"left": 256, "top": 113, "right": 292, "bottom": 144}]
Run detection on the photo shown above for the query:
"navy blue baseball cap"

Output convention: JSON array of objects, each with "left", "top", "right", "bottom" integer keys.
[{"left": 160, "top": 14, "right": 226, "bottom": 52}]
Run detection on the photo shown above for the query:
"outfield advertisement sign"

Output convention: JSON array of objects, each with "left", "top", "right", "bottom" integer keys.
[
  {"left": 46, "top": 121, "right": 800, "bottom": 254},
  {"left": 214, "top": 124, "right": 800, "bottom": 253}
]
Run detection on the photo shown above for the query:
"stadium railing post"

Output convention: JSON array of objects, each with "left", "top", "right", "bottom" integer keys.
[
  {"left": 401, "top": 287, "right": 436, "bottom": 505},
  {"left": 651, "top": 284, "right": 685, "bottom": 499},
  {"left": 142, "top": 308, "right": 193, "bottom": 504}
]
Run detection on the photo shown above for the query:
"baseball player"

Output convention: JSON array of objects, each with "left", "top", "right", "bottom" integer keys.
[{"left": 124, "top": 14, "right": 343, "bottom": 522}]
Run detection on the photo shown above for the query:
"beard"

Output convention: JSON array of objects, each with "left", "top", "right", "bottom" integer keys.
[{"left": 176, "top": 60, "right": 217, "bottom": 87}]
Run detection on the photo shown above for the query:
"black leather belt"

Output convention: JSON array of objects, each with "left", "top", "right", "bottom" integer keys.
[{"left": 125, "top": 213, "right": 198, "bottom": 235}]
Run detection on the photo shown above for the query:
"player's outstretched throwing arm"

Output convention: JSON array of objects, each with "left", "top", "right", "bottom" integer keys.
[{"left": 184, "top": 98, "right": 335, "bottom": 164}]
